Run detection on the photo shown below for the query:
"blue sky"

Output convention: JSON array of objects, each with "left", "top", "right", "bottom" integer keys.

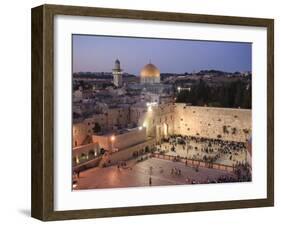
[{"left": 72, "top": 34, "right": 252, "bottom": 75}]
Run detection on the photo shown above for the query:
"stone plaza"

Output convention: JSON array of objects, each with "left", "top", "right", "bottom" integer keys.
[{"left": 74, "top": 157, "right": 238, "bottom": 190}]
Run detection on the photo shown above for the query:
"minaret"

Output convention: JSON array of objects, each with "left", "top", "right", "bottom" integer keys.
[{"left": 112, "top": 59, "right": 123, "bottom": 87}]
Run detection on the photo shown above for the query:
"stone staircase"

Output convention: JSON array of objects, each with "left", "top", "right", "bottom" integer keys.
[{"left": 98, "top": 153, "right": 111, "bottom": 167}]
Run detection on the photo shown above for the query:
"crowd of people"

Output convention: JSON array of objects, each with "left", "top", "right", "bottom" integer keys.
[
  {"left": 154, "top": 135, "right": 252, "bottom": 183},
  {"left": 170, "top": 167, "right": 182, "bottom": 176},
  {"left": 185, "top": 173, "right": 251, "bottom": 184},
  {"left": 234, "top": 161, "right": 252, "bottom": 182},
  {"left": 157, "top": 135, "right": 249, "bottom": 166}
]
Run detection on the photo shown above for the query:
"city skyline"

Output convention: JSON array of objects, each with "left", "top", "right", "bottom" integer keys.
[{"left": 73, "top": 34, "right": 252, "bottom": 75}]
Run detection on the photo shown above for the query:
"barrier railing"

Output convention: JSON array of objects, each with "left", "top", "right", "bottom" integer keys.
[{"left": 152, "top": 153, "right": 234, "bottom": 172}]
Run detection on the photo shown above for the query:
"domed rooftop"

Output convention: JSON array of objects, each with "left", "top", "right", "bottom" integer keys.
[
  {"left": 114, "top": 58, "right": 121, "bottom": 70},
  {"left": 140, "top": 63, "right": 160, "bottom": 78}
]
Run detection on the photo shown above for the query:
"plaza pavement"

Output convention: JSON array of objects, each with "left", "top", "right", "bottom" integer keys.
[{"left": 74, "top": 157, "right": 235, "bottom": 190}]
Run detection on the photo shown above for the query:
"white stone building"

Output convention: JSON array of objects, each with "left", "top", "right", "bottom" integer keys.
[{"left": 112, "top": 59, "right": 123, "bottom": 87}]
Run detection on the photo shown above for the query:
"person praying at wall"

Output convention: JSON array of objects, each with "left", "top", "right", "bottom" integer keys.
[{"left": 149, "top": 176, "right": 152, "bottom": 186}]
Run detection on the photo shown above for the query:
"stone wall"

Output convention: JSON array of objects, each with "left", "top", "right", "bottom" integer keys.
[
  {"left": 73, "top": 103, "right": 252, "bottom": 152},
  {"left": 174, "top": 104, "right": 251, "bottom": 142},
  {"left": 131, "top": 103, "right": 175, "bottom": 138},
  {"left": 83, "top": 107, "right": 130, "bottom": 132},
  {"left": 92, "top": 127, "right": 146, "bottom": 151},
  {"left": 73, "top": 143, "right": 100, "bottom": 157},
  {"left": 101, "top": 138, "right": 156, "bottom": 166}
]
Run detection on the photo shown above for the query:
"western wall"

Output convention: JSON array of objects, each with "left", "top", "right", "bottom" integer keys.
[{"left": 173, "top": 104, "right": 252, "bottom": 142}]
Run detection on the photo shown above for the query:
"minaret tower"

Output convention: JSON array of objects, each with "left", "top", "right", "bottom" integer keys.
[{"left": 112, "top": 59, "right": 123, "bottom": 87}]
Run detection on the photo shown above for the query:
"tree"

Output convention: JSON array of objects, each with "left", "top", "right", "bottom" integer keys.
[{"left": 175, "top": 78, "right": 251, "bottom": 109}]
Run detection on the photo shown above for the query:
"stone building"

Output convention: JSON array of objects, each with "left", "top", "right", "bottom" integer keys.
[
  {"left": 73, "top": 86, "right": 93, "bottom": 102},
  {"left": 140, "top": 62, "right": 160, "bottom": 84},
  {"left": 73, "top": 122, "right": 89, "bottom": 147},
  {"left": 126, "top": 61, "right": 173, "bottom": 103},
  {"left": 112, "top": 59, "right": 123, "bottom": 87},
  {"left": 130, "top": 102, "right": 175, "bottom": 141}
]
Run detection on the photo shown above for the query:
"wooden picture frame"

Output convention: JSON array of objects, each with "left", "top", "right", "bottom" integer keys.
[{"left": 31, "top": 4, "right": 274, "bottom": 221}]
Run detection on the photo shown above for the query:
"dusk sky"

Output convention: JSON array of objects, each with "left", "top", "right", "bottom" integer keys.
[{"left": 73, "top": 34, "right": 252, "bottom": 75}]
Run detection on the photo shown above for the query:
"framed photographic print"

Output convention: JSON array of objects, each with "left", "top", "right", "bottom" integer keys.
[{"left": 31, "top": 4, "right": 274, "bottom": 221}]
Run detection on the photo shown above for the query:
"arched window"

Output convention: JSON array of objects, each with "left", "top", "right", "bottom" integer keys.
[
  {"left": 80, "top": 153, "right": 87, "bottom": 161},
  {"left": 145, "top": 146, "right": 150, "bottom": 153},
  {"left": 88, "top": 150, "right": 95, "bottom": 158}
]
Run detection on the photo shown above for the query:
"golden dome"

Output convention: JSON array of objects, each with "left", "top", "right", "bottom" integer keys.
[{"left": 140, "top": 63, "right": 160, "bottom": 78}]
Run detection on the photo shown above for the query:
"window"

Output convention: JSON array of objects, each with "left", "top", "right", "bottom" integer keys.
[
  {"left": 80, "top": 153, "right": 87, "bottom": 160},
  {"left": 88, "top": 150, "right": 95, "bottom": 157}
]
